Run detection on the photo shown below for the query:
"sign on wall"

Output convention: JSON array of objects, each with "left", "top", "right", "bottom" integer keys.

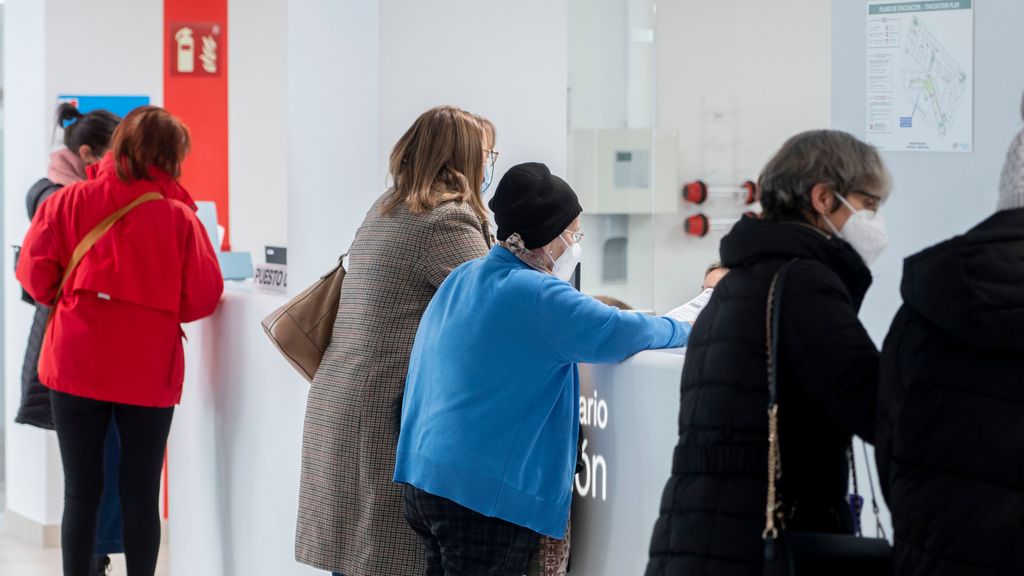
[
  {"left": 866, "top": 1, "right": 974, "bottom": 152},
  {"left": 56, "top": 95, "right": 151, "bottom": 119},
  {"left": 169, "top": 22, "right": 222, "bottom": 76}
]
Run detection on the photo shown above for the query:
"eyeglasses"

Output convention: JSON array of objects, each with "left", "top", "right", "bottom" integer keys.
[
  {"left": 485, "top": 149, "right": 499, "bottom": 168},
  {"left": 849, "top": 190, "right": 883, "bottom": 211},
  {"left": 564, "top": 229, "right": 585, "bottom": 244}
]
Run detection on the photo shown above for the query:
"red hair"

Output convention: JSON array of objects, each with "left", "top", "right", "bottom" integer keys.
[{"left": 110, "top": 106, "right": 191, "bottom": 181}]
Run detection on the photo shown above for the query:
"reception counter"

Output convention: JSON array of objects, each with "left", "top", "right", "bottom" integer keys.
[
  {"left": 572, "top": 350, "right": 686, "bottom": 575},
  {"left": 169, "top": 286, "right": 887, "bottom": 575},
  {"left": 169, "top": 285, "right": 687, "bottom": 575},
  {"left": 170, "top": 286, "right": 320, "bottom": 576}
]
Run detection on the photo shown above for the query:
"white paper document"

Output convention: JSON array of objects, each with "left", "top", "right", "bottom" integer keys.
[{"left": 664, "top": 288, "right": 714, "bottom": 324}]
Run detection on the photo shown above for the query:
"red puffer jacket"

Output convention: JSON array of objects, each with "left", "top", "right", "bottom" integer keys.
[{"left": 16, "top": 154, "right": 224, "bottom": 407}]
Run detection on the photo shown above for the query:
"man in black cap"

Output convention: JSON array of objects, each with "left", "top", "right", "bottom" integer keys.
[{"left": 394, "top": 162, "right": 690, "bottom": 575}]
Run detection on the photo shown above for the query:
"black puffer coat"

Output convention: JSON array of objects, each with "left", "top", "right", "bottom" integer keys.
[
  {"left": 646, "top": 216, "right": 880, "bottom": 576},
  {"left": 15, "top": 177, "right": 62, "bottom": 429},
  {"left": 876, "top": 208, "right": 1024, "bottom": 576}
]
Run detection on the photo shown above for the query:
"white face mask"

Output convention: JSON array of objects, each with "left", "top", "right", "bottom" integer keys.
[
  {"left": 823, "top": 193, "right": 889, "bottom": 267},
  {"left": 547, "top": 234, "right": 583, "bottom": 282},
  {"left": 481, "top": 162, "right": 495, "bottom": 196}
]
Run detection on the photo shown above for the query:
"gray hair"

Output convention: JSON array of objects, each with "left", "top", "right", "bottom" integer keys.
[
  {"left": 704, "top": 261, "right": 725, "bottom": 278},
  {"left": 758, "top": 130, "right": 891, "bottom": 223}
]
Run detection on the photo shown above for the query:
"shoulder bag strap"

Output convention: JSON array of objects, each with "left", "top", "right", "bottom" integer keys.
[
  {"left": 321, "top": 252, "right": 350, "bottom": 279},
  {"left": 47, "top": 192, "right": 165, "bottom": 326},
  {"left": 861, "top": 439, "right": 887, "bottom": 539},
  {"left": 763, "top": 258, "right": 799, "bottom": 545}
]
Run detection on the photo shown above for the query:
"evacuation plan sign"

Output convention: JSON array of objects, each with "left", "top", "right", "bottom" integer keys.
[{"left": 866, "top": 1, "right": 973, "bottom": 152}]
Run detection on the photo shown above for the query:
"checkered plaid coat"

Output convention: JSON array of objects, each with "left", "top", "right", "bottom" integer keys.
[{"left": 295, "top": 192, "right": 491, "bottom": 575}]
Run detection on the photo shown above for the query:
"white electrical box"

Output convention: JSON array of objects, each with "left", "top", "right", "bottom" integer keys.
[{"left": 569, "top": 128, "right": 679, "bottom": 215}]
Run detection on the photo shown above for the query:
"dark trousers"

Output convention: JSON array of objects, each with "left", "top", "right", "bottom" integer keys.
[
  {"left": 51, "top": 390, "right": 173, "bottom": 576},
  {"left": 403, "top": 484, "right": 539, "bottom": 576},
  {"left": 94, "top": 418, "right": 125, "bottom": 557}
]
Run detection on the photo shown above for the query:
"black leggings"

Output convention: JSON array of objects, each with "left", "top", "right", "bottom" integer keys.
[{"left": 51, "top": 390, "right": 174, "bottom": 576}]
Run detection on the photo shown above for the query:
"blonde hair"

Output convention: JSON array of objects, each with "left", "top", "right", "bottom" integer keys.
[
  {"left": 383, "top": 106, "right": 487, "bottom": 223},
  {"left": 476, "top": 115, "right": 496, "bottom": 149},
  {"left": 594, "top": 295, "right": 633, "bottom": 310}
]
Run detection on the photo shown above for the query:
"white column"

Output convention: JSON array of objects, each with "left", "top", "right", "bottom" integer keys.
[
  {"left": 626, "top": 0, "right": 654, "bottom": 129},
  {"left": 3, "top": 0, "right": 63, "bottom": 543},
  {"left": 286, "top": 0, "right": 380, "bottom": 292},
  {"left": 287, "top": 0, "right": 568, "bottom": 293},
  {"left": 229, "top": 0, "right": 289, "bottom": 258},
  {"left": 377, "top": 0, "right": 569, "bottom": 185}
]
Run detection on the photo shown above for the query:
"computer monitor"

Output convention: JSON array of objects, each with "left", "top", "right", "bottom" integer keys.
[
  {"left": 195, "top": 201, "right": 254, "bottom": 281},
  {"left": 195, "top": 201, "right": 220, "bottom": 252}
]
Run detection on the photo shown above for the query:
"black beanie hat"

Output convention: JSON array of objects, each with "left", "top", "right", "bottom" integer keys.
[{"left": 489, "top": 162, "right": 583, "bottom": 249}]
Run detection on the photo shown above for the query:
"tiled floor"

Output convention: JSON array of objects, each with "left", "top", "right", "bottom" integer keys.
[
  {"left": 0, "top": 429, "right": 169, "bottom": 574},
  {"left": 0, "top": 515, "right": 170, "bottom": 575},
  {"left": 0, "top": 534, "right": 64, "bottom": 575}
]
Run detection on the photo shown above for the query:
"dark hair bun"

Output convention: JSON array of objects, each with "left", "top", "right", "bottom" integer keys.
[
  {"left": 57, "top": 103, "right": 83, "bottom": 125},
  {"left": 55, "top": 104, "right": 121, "bottom": 155}
]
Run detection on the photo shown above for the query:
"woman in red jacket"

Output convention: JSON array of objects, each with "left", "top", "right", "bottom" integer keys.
[{"left": 17, "top": 106, "right": 224, "bottom": 576}]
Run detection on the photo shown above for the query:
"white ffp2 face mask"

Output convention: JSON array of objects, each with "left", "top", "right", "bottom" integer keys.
[
  {"left": 824, "top": 193, "right": 889, "bottom": 267},
  {"left": 548, "top": 235, "right": 583, "bottom": 282}
]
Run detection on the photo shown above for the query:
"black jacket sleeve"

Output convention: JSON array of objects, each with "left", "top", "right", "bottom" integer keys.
[
  {"left": 782, "top": 260, "right": 880, "bottom": 444},
  {"left": 20, "top": 179, "right": 62, "bottom": 305},
  {"left": 26, "top": 178, "right": 61, "bottom": 220},
  {"left": 874, "top": 308, "right": 910, "bottom": 502}
]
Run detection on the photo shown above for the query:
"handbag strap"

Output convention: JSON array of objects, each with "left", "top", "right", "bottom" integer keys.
[
  {"left": 47, "top": 192, "right": 164, "bottom": 325},
  {"left": 861, "top": 440, "right": 887, "bottom": 539},
  {"left": 762, "top": 258, "right": 888, "bottom": 545},
  {"left": 763, "top": 258, "right": 798, "bottom": 542},
  {"left": 321, "top": 252, "right": 350, "bottom": 279}
]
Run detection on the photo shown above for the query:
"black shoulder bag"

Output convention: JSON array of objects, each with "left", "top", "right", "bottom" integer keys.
[{"left": 762, "top": 259, "right": 892, "bottom": 576}]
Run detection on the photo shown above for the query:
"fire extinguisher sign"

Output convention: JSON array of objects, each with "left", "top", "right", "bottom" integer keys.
[{"left": 169, "top": 22, "right": 222, "bottom": 76}]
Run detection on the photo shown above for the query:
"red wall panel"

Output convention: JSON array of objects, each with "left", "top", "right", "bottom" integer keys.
[{"left": 164, "top": 0, "right": 230, "bottom": 248}]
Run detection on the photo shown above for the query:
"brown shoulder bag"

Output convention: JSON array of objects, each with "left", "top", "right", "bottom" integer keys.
[{"left": 260, "top": 254, "right": 348, "bottom": 382}]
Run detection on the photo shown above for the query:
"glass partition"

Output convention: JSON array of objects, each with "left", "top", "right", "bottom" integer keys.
[{"left": 568, "top": 0, "right": 661, "bottom": 312}]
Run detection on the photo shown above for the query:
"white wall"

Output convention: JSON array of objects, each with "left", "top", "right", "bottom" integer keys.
[
  {"left": 377, "top": 0, "right": 569, "bottom": 189},
  {"left": 0, "top": 3, "right": 7, "bottom": 488},
  {"left": 0, "top": 7, "right": 5, "bottom": 99},
  {"left": 286, "top": 0, "right": 380, "bottom": 291},
  {"left": 649, "top": 0, "right": 832, "bottom": 313},
  {"left": 3, "top": 0, "right": 51, "bottom": 526},
  {"left": 568, "top": 0, "right": 628, "bottom": 130},
  {"left": 289, "top": 0, "right": 569, "bottom": 292},
  {"left": 44, "top": 0, "right": 163, "bottom": 110},
  {"left": 4, "top": 0, "right": 163, "bottom": 530},
  {"left": 831, "top": 0, "right": 1024, "bottom": 539},
  {"left": 229, "top": 0, "right": 288, "bottom": 258},
  {"left": 573, "top": 0, "right": 833, "bottom": 312},
  {"left": 832, "top": 0, "right": 1024, "bottom": 343}
]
